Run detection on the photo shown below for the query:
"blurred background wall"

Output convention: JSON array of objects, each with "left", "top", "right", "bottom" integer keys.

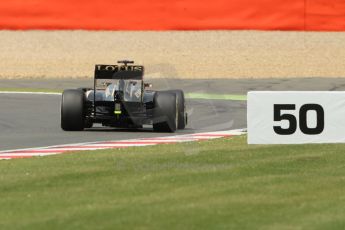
[{"left": 0, "top": 0, "right": 344, "bottom": 31}]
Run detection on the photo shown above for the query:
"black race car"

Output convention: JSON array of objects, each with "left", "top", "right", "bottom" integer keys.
[{"left": 61, "top": 60, "right": 187, "bottom": 132}]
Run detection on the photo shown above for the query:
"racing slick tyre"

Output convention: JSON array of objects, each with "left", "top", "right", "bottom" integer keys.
[
  {"left": 166, "top": 90, "right": 186, "bottom": 129},
  {"left": 153, "top": 92, "right": 177, "bottom": 132},
  {"left": 61, "top": 89, "right": 85, "bottom": 131}
]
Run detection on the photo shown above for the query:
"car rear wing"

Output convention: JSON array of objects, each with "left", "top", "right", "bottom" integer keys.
[{"left": 94, "top": 65, "right": 144, "bottom": 79}]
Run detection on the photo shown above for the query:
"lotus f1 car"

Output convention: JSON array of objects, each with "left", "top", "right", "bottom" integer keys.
[{"left": 61, "top": 60, "right": 187, "bottom": 132}]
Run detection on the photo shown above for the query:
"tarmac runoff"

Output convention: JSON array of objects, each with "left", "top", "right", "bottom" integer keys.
[
  {"left": 186, "top": 93, "right": 247, "bottom": 101},
  {"left": 0, "top": 90, "right": 247, "bottom": 101},
  {"left": 4, "top": 77, "right": 345, "bottom": 100},
  {"left": 2, "top": 78, "right": 345, "bottom": 93}
]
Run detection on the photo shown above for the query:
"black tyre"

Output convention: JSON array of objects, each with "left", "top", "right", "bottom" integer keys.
[
  {"left": 153, "top": 91, "right": 177, "bottom": 132},
  {"left": 166, "top": 90, "right": 186, "bottom": 129},
  {"left": 61, "top": 89, "right": 85, "bottom": 131}
]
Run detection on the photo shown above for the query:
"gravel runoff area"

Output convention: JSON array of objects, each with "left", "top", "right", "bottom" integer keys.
[{"left": 0, "top": 30, "right": 344, "bottom": 79}]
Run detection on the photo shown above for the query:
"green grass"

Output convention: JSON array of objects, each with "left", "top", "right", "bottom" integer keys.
[{"left": 1, "top": 136, "right": 345, "bottom": 229}]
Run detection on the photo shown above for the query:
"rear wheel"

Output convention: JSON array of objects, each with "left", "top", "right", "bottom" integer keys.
[
  {"left": 166, "top": 90, "right": 186, "bottom": 129},
  {"left": 61, "top": 89, "right": 85, "bottom": 131},
  {"left": 153, "top": 92, "right": 177, "bottom": 132}
]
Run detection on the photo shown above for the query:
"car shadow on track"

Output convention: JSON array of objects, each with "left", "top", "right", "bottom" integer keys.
[
  {"left": 84, "top": 127, "right": 196, "bottom": 134},
  {"left": 84, "top": 128, "right": 151, "bottom": 133}
]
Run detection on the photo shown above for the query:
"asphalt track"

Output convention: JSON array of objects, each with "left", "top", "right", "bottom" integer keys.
[
  {"left": 0, "top": 78, "right": 247, "bottom": 151},
  {"left": 1, "top": 78, "right": 345, "bottom": 151}
]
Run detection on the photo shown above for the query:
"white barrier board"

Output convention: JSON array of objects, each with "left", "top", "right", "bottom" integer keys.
[{"left": 247, "top": 91, "right": 345, "bottom": 144}]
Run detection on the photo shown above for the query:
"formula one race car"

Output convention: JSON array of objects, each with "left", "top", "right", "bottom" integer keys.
[{"left": 61, "top": 60, "right": 187, "bottom": 132}]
